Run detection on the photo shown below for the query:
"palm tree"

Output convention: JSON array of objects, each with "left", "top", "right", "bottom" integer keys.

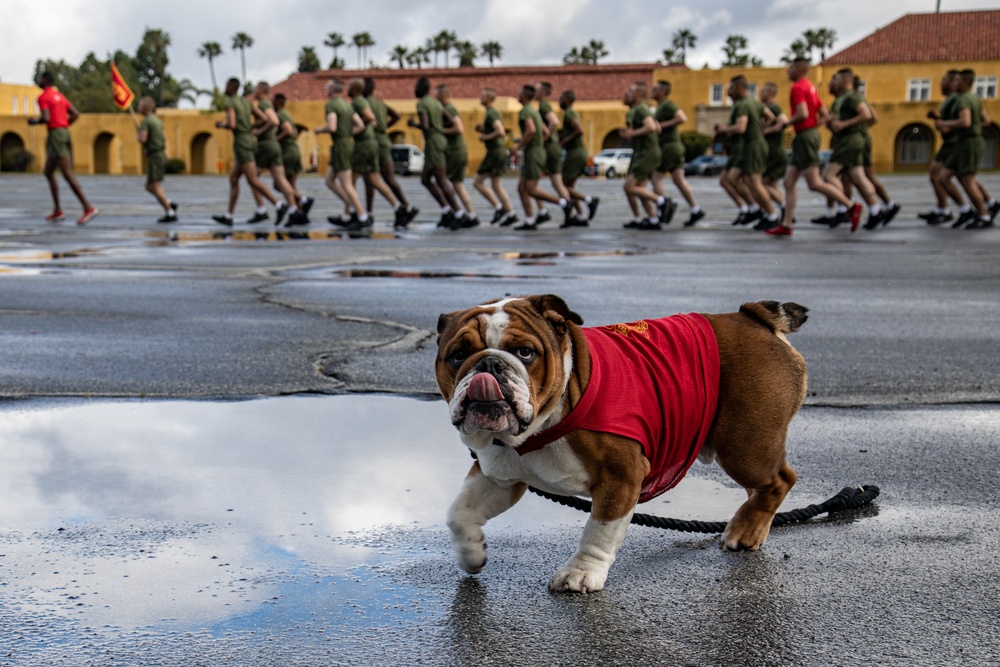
[
  {"left": 425, "top": 35, "right": 443, "bottom": 68},
  {"left": 480, "top": 40, "right": 503, "bottom": 67},
  {"left": 721, "top": 34, "right": 748, "bottom": 67},
  {"left": 324, "top": 32, "right": 345, "bottom": 69},
  {"left": 662, "top": 48, "right": 679, "bottom": 64},
  {"left": 456, "top": 40, "right": 477, "bottom": 68},
  {"left": 231, "top": 32, "right": 254, "bottom": 83},
  {"left": 671, "top": 29, "right": 697, "bottom": 65},
  {"left": 144, "top": 29, "right": 172, "bottom": 106},
  {"left": 298, "top": 46, "right": 321, "bottom": 72},
  {"left": 563, "top": 46, "right": 584, "bottom": 65},
  {"left": 351, "top": 32, "right": 374, "bottom": 68},
  {"left": 197, "top": 41, "right": 222, "bottom": 92},
  {"left": 781, "top": 38, "right": 810, "bottom": 64},
  {"left": 406, "top": 47, "right": 430, "bottom": 69},
  {"left": 360, "top": 32, "right": 375, "bottom": 68},
  {"left": 803, "top": 27, "right": 837, "bottom": 61},
  {"left": 390, "top": 45, "right": 409, "bottom": 69},
  {"left": 586, "top": 39, "right": 608, "bottom": 65},
  {"left": 437, "top": 30, "right": 458, "bottom": 68}
]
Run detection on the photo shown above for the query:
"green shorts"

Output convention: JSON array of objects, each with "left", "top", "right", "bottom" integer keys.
[
  {"left": 352, "top": 137, "right": 379, "bottom": 175},
  {"left": 423, "top": 134, "right": 447, "bottom": 170},
  {"left": 829, "top": 132, "right": 866, "bottom": 169},
  {"left": 282, "top": 144, "right": 302, "bottom": 175},
  {"left": 562, "top": 146, "right": 588, "bottom": 181},
  {"left": 146, "top": 150, "right": 166, "bottom": 183},
  {"left": 943, "top": 135, "right": 985, "bottom": 175},
  {"left": 234, "top": 133, "right": 257, "bottom": 165},
  {"left": 934, "top": 140, "right": 956, "bottom": 165},
  {"left": 446, "top": 145, "right": 468, "bottom": 182},
  {"left": 329, "top": 136, "right": 354, "bottom": 173},
  {"left": 520, "top": 145, "right": 546, "bottom": 181},
  {"left": 658, "top": 141, "right": 685, "bottom": 174},
  {"left": 255, "top": 139, "right": 283, "bottom": 170},
  {"left": 477, "top": 146, "right": 508, "bottom": 177},
  {"left": 725, "top": 142, "right": 743, "bottom": 171},
  {"left": 377, "top": 134, "right": 392, "bottom": 171},
  {"left": 733, "top": 139, "right": 767, "bottom": 175},
  {"left": 863, "top": 133, "right": 874, "bottom": 168},
  {"left": 544, "top": 139, "right": 562, "bottom": 175},
  {"left": 627, "top": 145, "right": 661, "bottom": 181},
  {"left": 46, "top": 127, "right": 72, "bottom": 160},
  {"left": 790, "top": 128, "right": 821, "bottom": 170},
  {"left": 764, "top": 145, "right": 788, "bottom": 182}
]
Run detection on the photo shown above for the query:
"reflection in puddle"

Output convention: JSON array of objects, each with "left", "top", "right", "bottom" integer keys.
[{"left": 336, "top": 269, "right": 546, "bottom": 280}]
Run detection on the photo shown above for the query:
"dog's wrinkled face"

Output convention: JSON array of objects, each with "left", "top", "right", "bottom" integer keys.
[{"left": 435, "top": 295, "right": 583, "bottom": 445}]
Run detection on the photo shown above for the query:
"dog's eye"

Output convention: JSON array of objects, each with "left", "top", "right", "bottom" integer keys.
[
  {"left": 448, "top": 349, "right": 468, "bottom": 366},
  {"left": 514, "top": 347, "right": 536, "bottom": 362}
]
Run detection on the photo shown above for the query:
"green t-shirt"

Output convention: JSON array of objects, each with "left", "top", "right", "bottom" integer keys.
[
  {"left": 954, "top": 90, "right": 982, "bottom": 140},
  {"left": 628, "top": 103, "right": 655, "bottom": 154},
  {"left": 351, "top": 96, "right": 375, "bottom": 141},
  {"left": 224, "top": 95, "right": 253, "bottom": 135},
  {"left": 257, "top": 98, "right": 277, "bottom": 143},
  {"left": 482, "top": 107, "right": 504, "bottom": 150},
  {"left": 366, "top": 95, "right": 389, "bottom": 134},
  {"left": 764, "top": 101, "right": 784, "bottom": 149},
  {"left": 443, "top": 103, "right": 465, "bottom": 150},
  {"left": 324, "top": 97, "right": 355, "bottom": 139},
  {"left": 654, "top": 99, "right": 681, "bottom": 146},
  {"left": 416, "top": 95, "right": 444, "bottom": 139},
  {"left": 834, "top": 91, "right": 865, "bottom": 138},
  {"left": 518, "top": 104, "right": 544, "bottom": 149},
  {"left": 139, "top": 113, "right": 165, "bottom": 154},
  {"left": 560, "top": 107, "right": 583, "bottom": 151},
  {"left": 939, "top": 93, "right": 959, "bottom": 144},
  {"left": 538, "top": 99, "right": 558, "bottom": 145},
  {"left": 276, "top": 109, "right": 296, "bottom": 150},
  {"left": 731, "top": 96, "right": 763, "bottom": 146}
]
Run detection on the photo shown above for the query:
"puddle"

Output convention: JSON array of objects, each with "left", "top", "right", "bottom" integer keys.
[
  {"left": 336, "top": 269, "right": 548, "bottom": 280},
  {"left": 156, "top": 229, "right": 399, "bottom": 243}
]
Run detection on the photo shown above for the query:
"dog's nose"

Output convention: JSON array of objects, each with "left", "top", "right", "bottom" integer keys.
[{"left": 475, "top": 356, "right": 505, "bottom": 375}]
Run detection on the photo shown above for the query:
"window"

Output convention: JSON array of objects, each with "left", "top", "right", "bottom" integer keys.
[
  {"left": 23, "top": 96, "right": 31, "bottom": 114},
  {"left": 710, "top": 83, "right": 724, "bottom": 106},
  {"left": 975, "top": 75, "right": 998, "bottom": 99},
  {"left": 747, "top": 82, "right": 758, "bottom": 100},
  {"left": 856, "top": 80, "right": 867, "bottom": 96},
  {"left": 907, "top": 78, "right": 931, "bottom": 102}
]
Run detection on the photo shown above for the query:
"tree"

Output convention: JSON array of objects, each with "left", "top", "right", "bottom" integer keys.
[
  {"left": 480, "top": 40, "right": 503, "bottom": 67},
  {"left": 298, "top": 46, "right": 320, "bottom": 73},
  {"left": 406, "top": 47, "right": 430, "bottom": 69},
  {"left": 671, "top": 28, "right": 697, "bottom": 65},
  {"left": 802, "top": 27, "right": 837, "bottom": 61},
  {"left": 436, "top": 30, "right": 458, "bottom": 68},
  {"left": 352, "top": 32, "right": 374, "bottom": 69},
  {"left": 390, "top": 45, "right": 409, "bottom": 69},
  {"left": 720, "top": 34, "right": 761, "bottom": 68},
  {"left": 136, "top": 28, "right": 171, "bottom": 105},
  {"left": 587, "top": 39, "right": 608, "bottom": 65},
  {"left": 781, "top": 38, "right": 810, "bottom": 64},
  {"left": 426, "top": 35, "right": 443, "bottom": 68},
  {"left": 197, "top": 41, "right": 222, "bottom": 92},
  {"left": 231, "top": 32, "right": 254, "bottom": 83},
  {"left": 455, "top": 40, "right": 477, "bottom": 68},
  {"left": 563, "top": 46, "right": 584, "bottom": 65},
  {"left": 324, "top": 32, "right": 345, "bottom": 69},
  {"left": 662, "top": 48, "right": 680, "bottom": 65}
]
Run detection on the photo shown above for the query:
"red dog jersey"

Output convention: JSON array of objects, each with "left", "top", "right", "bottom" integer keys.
[{"left": 515, "top": 313, "right": 720, "bottom": 503}]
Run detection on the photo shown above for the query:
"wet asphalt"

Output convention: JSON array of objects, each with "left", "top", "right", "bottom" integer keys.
[{"left": 1, "top": 173, "right": 999, "bottom": 665}]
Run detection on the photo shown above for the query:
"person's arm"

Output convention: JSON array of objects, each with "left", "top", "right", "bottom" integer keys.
[
  {"left": 251, "top": 103, "right": 274, "bottom": 137},
  {"left": 385, "top": 104, "right": 401, "bottom": 127},
  {"left": 442, "top": 109, "right": 465, "bottom": 136},
  {"left": 829, "top": 101, "right": 872, "bottom": 133},
  {"left": 351, "top": 112, "right": 365, "bottom": 136},
  {"left": 66, "top": 103, "right": 81, "bottom": 125},
  {"left": 714, "top": 114, "right": 748, "bottom": 137},
  {"left": 784, "top": 100, "right": 810, "bottom": 128},
  {"left": 28, "top": 96, "right": 49, "bottom": 126},
  {"left": 478, "top": 118, "right": 505, "bottom": 142},
  {"left": 276, "top": 117, "right": 297, "bottom": 142},
  {"left": 516, "top": 116, "right": 536, "bottom": 150},
  {"left": 867, "top": 104, "right": 879, "bottom": 127},
  {"left": 407, "top": 110, "right": 429, "bottom": 130},
  {"left": 763, "top": 111, "right": 790, "bottom": 136},
  {"left": 559, "top": 115, "right": 583, "bottom": 148},
  {"left": 216, "top": 106, "right": 236, "bottom": 130},
  {"left": 137, "top": 119, "right": 148, "bottom": 144},
  {"left": 658, "top": 108, "right": 687, "bottom": 131},
  {"left": 360, "top": 106, "right": 376, "bottom": 128},
  {"left": 622, "top": 111, "right": 660, "bottom": 139},
  {"left": 315, "top": 110, "right": 337, "bottom": 134},
  {"left": 936, "top": 107, "right": 972, "bottom": 134},
  {"left": 543, "top": 109, "right": 560, "bottom": 140}
]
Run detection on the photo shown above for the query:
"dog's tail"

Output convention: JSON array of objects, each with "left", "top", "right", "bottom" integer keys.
[{"left": 739, "top": 301, "right": 808, "bottom": 334}]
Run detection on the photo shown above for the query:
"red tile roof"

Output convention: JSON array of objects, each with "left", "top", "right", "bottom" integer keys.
[
  {"left": 271, "top": 63, "right": 682, "bottom": 102},
  {"left": 822, "top": 10, "right": 1000, "bottom": 65}
]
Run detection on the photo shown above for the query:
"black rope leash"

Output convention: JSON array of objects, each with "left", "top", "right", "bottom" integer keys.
[{"left": 528, "top": 484, "right": 881, "bottom": 533}]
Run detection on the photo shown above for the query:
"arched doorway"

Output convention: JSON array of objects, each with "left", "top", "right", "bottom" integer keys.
[
  {"left": 602, "top": 129, "right": 625, "bottom": 150},
  {"left": 93, "top": 132, "right": 119, "bottom": 174},
  {"left": 894, "top": 123, "right": 933, "bottom": 171},
  {"left": 0, "top": 132, "right": 30, "bottom": 172},
  {"left": 190, "top": 132, "right": 216, "bottom": 174},
  {"left": 981, "top": 123, "right": 998, "bottom": 170}
]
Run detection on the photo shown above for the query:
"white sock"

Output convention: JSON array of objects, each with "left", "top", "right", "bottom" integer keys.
[
  {"left": 656, "top": 196, "right": 666, "bottom": 206},
  {"left": 300, "top": 196, "right": 309, "bottom": 206},
  {"left": 690, "top": 205, "right": 701, "bottom": 214},
  {"left": 256, "top": 206, "right": 267, "bottom": 214},
  {"left": 584, "top": 196, "right": 593, "bottom": 204},
  {"left": 837, "top": 204, "right": 848, "bottom": 213},
  {"left": 749, "top": 204, "right": 761, "bottom": 213},
  {"left": 358, "top": 212, "right": 369, "bottom": 221},
  {"left": 288, "top": 206, "right": 298, "bottom": 214},
  {"left": 454, "top": 210, "right": 465, "bottom": 219},
  {"left": 558, "top": 198, "right": 568, "bottom": 207},
  {"left": 871, "top": 204, "right": 882, "bottom": 215},
  {"left": 739, "top": 205, "right": 749, "bottom": 213},
  {"left": 441, "top": 206, "right": 451, "bottom": 214},
  {"left": 935, "top": 207, "right": 948, "bottom": 215},
  {"left": 960, "top": 205, "right": 971, "bottom": 213},
  {"left": 826, "top": 206, "right": 836, "bottom": 216}
]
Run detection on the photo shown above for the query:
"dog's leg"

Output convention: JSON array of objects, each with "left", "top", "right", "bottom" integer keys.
[
  {"left": 549, "top": 510, "right": 633, "bottom": 594},
  {"left": 446, "top": 462, "right": 526, "bottom": 574},
  {"left": 719, "top": 460, "right": 797, "bottom": 551}
]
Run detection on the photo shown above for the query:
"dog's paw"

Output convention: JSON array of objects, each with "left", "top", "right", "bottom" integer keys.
[
  {"left": 720, "top": 522, "right": 770, "bottom": 552},
  {"left": 549, "top": 564, "right": 607, "bottom": 594},
  {"left": 451, "top": 532, "right": 488, "bottom": 573}
]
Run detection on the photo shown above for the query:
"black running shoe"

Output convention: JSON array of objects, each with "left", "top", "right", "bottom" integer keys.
[
  {"left": 952, "top": 209, "right": 976, "bottom": 228},
  {"left": 754, "top": 216, "right": 780, "bottom": 231},
  {"left": 863, "top": 210, "right": 885, "bottom": 230},
  {"left": 286, "top": 210, "right": 309, "bottom": 227},
  {"left": 684, "top": 209, "right": 706, "bottom": 227},
  {"left": 328, "top": 215, "right": 350, "bottom": 228},
  {"left": 810, "top": 214, "right": 835, "bottom": 226},
  {"left": 743, "top": 209, "right": 763, "bottom": 225},
  {"left": 169, "top": 201, "right": 179, "bottom": 213},
  {"left": 587, "top": 197, "right": 601, "bottom": 221},
  {"left": 514, "top": 222, "right": 539, "bottom": 231},
  {"left": 212, "top": 214, "right": 234, "bottom": 227},
  {"left": 882, "top": 203, "right": 901, "bottom": 226},
  {"left": 157, "top": 213, "right": 178, "bottom": 223},
  {"left": 917, "top": 210, "right": 938, "bottom": 222},
  {"left": 489, "top": 209, "right": 506, "bottom": 225},
  {"left": 731, "top": 212, "right": 747, "bottom": 226},
  {"left": 459, "top": 215, "right": 480, "bottom": 229},
  {"left": 989, "top": 200, "right": 1000, "bottom": 223},
  {"left": 499, "top": 211, "right": 518, "bottom": 227},
  {"left": 623, "top": 219, "right": 643, "bottom": 229},
  {"left": 636, "top": 218, "right": 662, "bottom": 231},
  {"left": 246, "top": 211, "right": 269, "bottom": 224},
  {"left": 966, "top": 218, "right": 994, "bottom": 230},
  {"left": 560, "top": 216, "right": 589, "bottom": 229},
  {"left": 275, "top": 202, "right": 289, "bottom": 226},
  {"left": 829, "top": 211, "right": 849, "bottom": 228},
  {"left": 661, "top": 199, "right": 678, "bottom": 225},
  {"left": 301, "top": 197, "right": 315, "bottom": 216},
  {"left": 535, "top": 210, "right": 552, "bottom": 225}
]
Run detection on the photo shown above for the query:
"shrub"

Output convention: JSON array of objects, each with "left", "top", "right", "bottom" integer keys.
[
  {"left": 165, "top": 158, "right": 186, "bottom": 174},
  {"left": 680, "top": 131, "right": 713, "bottom": 163},
  {"left": 0, "top": 147, "right": 34, "bottom": 172}
]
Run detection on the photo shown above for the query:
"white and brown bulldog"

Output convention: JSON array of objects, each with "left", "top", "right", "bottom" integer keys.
[{"left": 435, "top": 295, "right": 809, "bottom": 593}]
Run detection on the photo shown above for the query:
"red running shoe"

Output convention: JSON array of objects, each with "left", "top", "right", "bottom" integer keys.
[
  {"left": 76, "top": 208, "right": 99, "bottom": 226},
  {"left": 766, "top": 225, "right": 793, "bottom": 237},
  {"left": 45, "top": 210, "right": 65, "bottom": 222},
  {"left": 849, "top": 203, "right": 862, "bottom": 232}
]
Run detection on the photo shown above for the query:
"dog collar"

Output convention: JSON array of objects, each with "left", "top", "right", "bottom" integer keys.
[{"left": 509, "top": 347, "right": 601, "bottom": 455}]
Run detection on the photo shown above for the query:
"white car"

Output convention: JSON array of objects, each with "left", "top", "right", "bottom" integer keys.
[
  {"left": 591, "top": 148, "right": 632, "bottom": 178},
  {"left": 391, "top": 144, "right": 425, "bottom": 176}
]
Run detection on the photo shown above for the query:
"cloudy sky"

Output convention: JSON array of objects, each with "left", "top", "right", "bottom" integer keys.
[{"left": 2, "top": 0, "right": 996, "bottom": 105}]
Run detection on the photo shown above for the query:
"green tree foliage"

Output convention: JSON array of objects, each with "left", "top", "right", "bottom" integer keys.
[
  {"left": 680, "top": 130, "right": 713, "bottom": 162},
  {"left": 721, "top": 34, "right": 762, "bottom": 68},
  {"left": 232, "top": 32, "right": 254, "bottom": 83},
  {"left": 390, "top": 45, "right": 409, "bottom": 69},
  {"left": 563, "top": 40, "right": 608, "bottom": 65},
  {"left": 456, "top": 40, "right": 477, "bottom": 68},
  {"left": 324, "top": 32, "right": 345, "bottom": 69},
  {"left": 198, "top": 41, "right": 222, "bottom": 91},
  {"left": 480, "top": 41, "right": 503, "bottom": 67},
  {"left": 298, "top": 46, "right": 321, "bottom": 72},
  {"left": 671, "top": 29, "right": 697, "bottom": 65}
]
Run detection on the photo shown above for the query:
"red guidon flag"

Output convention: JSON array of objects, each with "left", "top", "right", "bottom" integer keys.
[{"left": 110, "top": 62, "right": 135, "bottom": 110}]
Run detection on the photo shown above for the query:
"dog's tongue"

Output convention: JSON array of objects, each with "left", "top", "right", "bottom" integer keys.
[{"left": 468, "top": 373, "right": 504, "bottom": 402}]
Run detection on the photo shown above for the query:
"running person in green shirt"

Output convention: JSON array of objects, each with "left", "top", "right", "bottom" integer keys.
[
  {"left": 652, "top": 80, "right": 702, "bottom": 226},
  {"left": 212, "top": 78, "right": 285, "bottom": 226},
  {"left": 921, "top": 71, "right": 968, "bottom": 225},
  {"left": 759, "top": 82, "right": 788, "bottom": 212},
  {"left": 136, "top": 97, "right": 177, "bottom": 223},
  {"left": 558, "top": 89, "right": 598, "bottom": 226},
  {"left": 513, "top": 84, "right": 573, "bottom": 231},
  {"left": 408, "top": 77, "right": 461, "bottom": 228},
  {"left": 250, "top": 82, "right": 299, "bottom": 226},
  {"left": 315, "top": 78, "right": 368, "bottom": 230},
  {"left": 348, "top": 77, "right": 405, "bottom": 227},
  {"left": 472, "top": 88, "right": 516, "bottom": 226},
  {"left": 272, "top": 93, "right": 315, "bottom": 226},
  {"left": 621, "top": 82, "right": 670, "bottom": 230},
  {"left": 534, "top": 82, "right": 573, "bottom": 226},
  {"left": 364, "top": 77, "right": 418, "bottom": 228},
  {"left": 438, "top": 84, "right": 479, "bottom": 229}
]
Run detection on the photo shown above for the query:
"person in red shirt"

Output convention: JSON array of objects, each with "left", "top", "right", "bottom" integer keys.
[
  {"left": 28, "top": 71, "right": 98, "bottom": 225},
  {"left": 768, "top": 59, "right": 857, "bottom": 237}
]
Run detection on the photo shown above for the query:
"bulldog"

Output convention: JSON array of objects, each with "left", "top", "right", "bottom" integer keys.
[{"left": 435, "top": 295, "right": 809, "bottom": 593}]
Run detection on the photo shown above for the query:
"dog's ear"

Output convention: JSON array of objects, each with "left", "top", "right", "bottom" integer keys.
[
  {"left": 437, "top": 312, "right": 452, "bottom": 335},
  {"left": 527, "top": 294, "right": 584, "bottom": 332}
]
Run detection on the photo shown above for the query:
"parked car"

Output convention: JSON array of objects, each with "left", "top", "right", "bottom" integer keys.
[
  {"left": 590, "top": 148, "right": 632, "bottom": 178},
  {"left": 684, "top": 154, "right": 729, "bottom": 176},
  {"left": 391, "top": 144, "right": 425, "bottom": 176}
]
